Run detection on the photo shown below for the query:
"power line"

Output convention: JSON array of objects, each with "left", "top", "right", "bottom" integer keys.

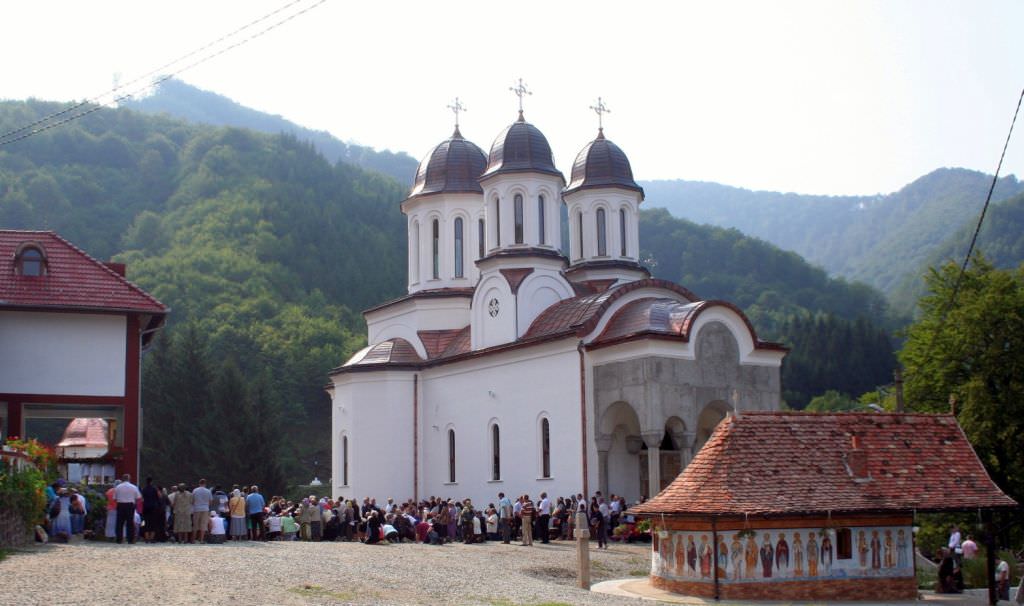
[{"left": 0, "top": 0, "right": 325, "bottom": 147}]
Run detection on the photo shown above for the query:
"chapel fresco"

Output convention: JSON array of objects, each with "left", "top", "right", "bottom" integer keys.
[{"left": 652, "top": 526, "right": 913, "bottom": 582}]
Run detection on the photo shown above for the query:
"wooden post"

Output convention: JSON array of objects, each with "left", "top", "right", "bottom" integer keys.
[
  {"left": 575, "top": 510, "right": 591, "bottom": 589},
  {"left": 984, "top": 509, "right": 996, "bottom": 606}
]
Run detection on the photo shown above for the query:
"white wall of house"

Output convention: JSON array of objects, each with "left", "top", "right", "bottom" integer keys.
[{"left": 0, "top": 311, "right": 126, "bottom": 397}]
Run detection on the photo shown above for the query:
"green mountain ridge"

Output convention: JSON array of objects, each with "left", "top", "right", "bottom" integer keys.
[{"left": 0, "top": 96, "right": 899, "bottom": 485}]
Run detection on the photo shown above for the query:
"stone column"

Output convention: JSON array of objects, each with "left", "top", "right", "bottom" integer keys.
[
  {"left": 596, "top": 434, "right": 612, "bottom": 497},
  {"left": 575, "top": 510, "right": 591, "bottom": 588},
  {"left": 642, "top": 431, "right": 663, "bottom": 498},
  {"left": 678, "top": 431, "right": 696, "bottom": 468}
]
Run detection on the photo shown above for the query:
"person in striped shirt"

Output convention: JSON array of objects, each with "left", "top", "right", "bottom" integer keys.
[{"left": 520, "top": 495, "right": 535, "bottom": 546}]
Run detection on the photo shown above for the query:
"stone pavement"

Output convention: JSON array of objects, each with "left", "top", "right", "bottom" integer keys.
[{"left": 592, "top": 578, "right": 1006, "bottom": 605}]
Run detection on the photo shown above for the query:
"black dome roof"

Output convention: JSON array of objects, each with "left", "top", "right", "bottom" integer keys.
[
  {"left": 408, "top": 127, "right": 487, "bottom": 198},
  {"left": 564, "top": 130, "right": 643, "bottom": 197},
  {"left": 481, "top": 114, "right": 563, "bottom": 180}
]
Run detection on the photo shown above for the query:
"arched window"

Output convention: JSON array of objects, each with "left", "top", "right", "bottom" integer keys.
[
  {"left": 491, "top": 424, "right": 500, "bottom": 481},
  {"left": 576, "top": 211, "right": 584, "bottom": 260},
  {"left": 513, "top": 194, "right": 524, "bottom": 244},
  {"left": 478, "top": 218, "right": 485, "bottom": 258},
  {"left": 410, "top": 221, "right": 420, "bottom": 283},
  {"left": 431, "top": 219, "right": 440, "bottom": 279},
  {"left": 619, "top": 208, "right": 627, "bottom": 257},
  {"left": 495, "top": 198, "right": 501, "bottom": 247},
  {"left": 342, "top": 435, "right": 349, "bottom": 486},
  {"left": 541, "top": 418, "right": 551, "bottom": 478},
  {"left": 448, "top": 429, "right": 457, "bottom": 483},
  {"left": 537, "top": 195, "right": 546, "bottom": 245},
  {"left": 454, "top": 217, "right": 464, "bottom": 278},
  {"left": 16, "top": 245, "right": 46, "bottom": 277},
  {"left": 596, "top": 208, "right": 607, "bottom": 256}
]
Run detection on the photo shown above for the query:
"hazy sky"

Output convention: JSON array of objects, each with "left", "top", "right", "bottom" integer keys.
[{"left": 3, "top": 1, "right": 1022, "bottom": 195}]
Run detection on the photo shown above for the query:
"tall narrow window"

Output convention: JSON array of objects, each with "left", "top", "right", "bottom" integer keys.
[
  {"left": 495, "top": 198, "right": 501, "bottom": 247},
  {"left": 541, "top": 418, "right": 551, "bottom": 478},
  {"left": 491, "top": 424, "right": 501, "bottom": 481},
  {"left": 596, "top": 208, "right": 607, "bottom": 256},
  {"left": 448, "top": 429, "right": 457, "bottom": 483},
  {"left": 411, "top": 222, "right": 420, "bottom": 283},
  {"left": 342, "top": 436, "right": 349, "bottom": 486},
  {"left": 619, "top": 209, "right": 627, "bottom": 256},
  {"left": 431, "top": 219, "right": 440, "bottom": 279},
  {"left": 478, "top": 218, "right": 485, "bottom": 258},
  {"left": 537, "top": 195, "right": 546, "bottom": 245},
  {"left": 576, "top": 211, "right": 584, "bottom": 260},
  {"left": 514, "top": 194, "right": 524, "bottom": 244},
  {"left": 454, "top": 217, "right": 464, "bottom": 278}
]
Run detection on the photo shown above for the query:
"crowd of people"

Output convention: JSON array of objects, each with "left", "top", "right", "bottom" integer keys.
[{"left": 43, "top": 474, "right": 641, "bottom": 549}]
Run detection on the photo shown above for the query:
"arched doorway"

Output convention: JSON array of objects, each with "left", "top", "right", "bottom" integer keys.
[{"left": 599, "top": 401, "right": 642, "bottom": 503}]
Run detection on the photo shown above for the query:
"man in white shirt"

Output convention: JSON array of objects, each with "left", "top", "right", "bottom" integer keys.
[
  {"left": 191, "top": 479, "right": 213, "bottom": 544},
  {"left": 537, "top": 492, "right": 552, "bottom": 544},
  {"left": 948, "top": 525, "right": 962, "bottom": 563},
  {"left": 113, "top": 473, "right": 142, "bottom": 544}
]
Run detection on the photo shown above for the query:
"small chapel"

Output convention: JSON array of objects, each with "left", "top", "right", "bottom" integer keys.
[{"left": 328, "top": 90, "right": 787, "bottom": 506}]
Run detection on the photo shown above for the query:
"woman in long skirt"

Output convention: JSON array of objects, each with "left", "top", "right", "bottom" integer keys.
[
  {"left": 50, "top": 490, "right": 72, "bottom": 539},
  {"left": 228, "top": 489, "right": 247, "bottom": 540},
  {"left": 105, "top": 480, "right": 120, "bottom": 539}
]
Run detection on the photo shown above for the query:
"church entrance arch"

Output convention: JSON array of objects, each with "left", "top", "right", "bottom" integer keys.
[
  {"left": 694, "top": 400, "right": 732, "bottom": 453},
  {"left": 598, "top": 401, "right": 642, "bottom": 504}
]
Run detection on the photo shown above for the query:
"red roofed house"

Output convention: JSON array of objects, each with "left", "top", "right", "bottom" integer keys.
[
  {"left": 630, "top": 412, "right": 1018, "bottom": 601},
  {"left": 0, "top": 230, "right": 168, "bottom": 481}
]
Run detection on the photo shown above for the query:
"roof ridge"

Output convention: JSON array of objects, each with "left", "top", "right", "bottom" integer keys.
[{"left": 47, "top": 231, "right": 169, "bottom": 312}]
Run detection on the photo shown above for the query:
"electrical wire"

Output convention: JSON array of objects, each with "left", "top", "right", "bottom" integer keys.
[{"left": 0, "top": 0, "right": 325, "bottom": 147}]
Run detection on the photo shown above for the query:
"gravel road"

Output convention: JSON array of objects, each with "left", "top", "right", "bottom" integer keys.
[{"left": 1, "top": 538, "right": 652, "bottom": 605}]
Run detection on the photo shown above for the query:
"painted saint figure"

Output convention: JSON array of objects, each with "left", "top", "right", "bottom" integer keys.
[
  {"left": 884, "top": 530, "right": 895, "bottom": 568},
  {"left": 674, "top": 533, "right": 685, "bottom": 578},
  {"left": 820, "top": 533, "right": 834, "bottom": 575},
  {"left": 760, "top": 533, "right": 775, "bottom": 578},
  {"left": 870, "top": 530, "right": 881, "bottom": 570},
  {"left": 717, "top": 536, "right": 729, "bottom": 578},
  {"left": 745, "top": 535, "right": 758, "bottom": 579},
  {"left": 858, "top": 530, "right": 869, "bottom": 571},
  {"left": 687, "top": 535, "right": 697, "bottom": 578},
  {"left": 730, "top": 534, "right": 744, "bottom": 580},
  {"left": 793, "top": 532, "right": 805, "bottom": 577},
  {"left": 699, "top": 534, "right": 713, "bottom": 578},
  {"left": 807, "top": 532, "right": 818, "bottom": 577},
  {"left": 775, "top": 533, "right": 790, "bottom": 577},
  {"left": 896, "top": 529, "right": 909, "bottom": 569}
]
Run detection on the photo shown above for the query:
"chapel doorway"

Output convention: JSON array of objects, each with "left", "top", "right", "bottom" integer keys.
[{"left": 639, "top": 428, "right": 683, "bottom": 498}]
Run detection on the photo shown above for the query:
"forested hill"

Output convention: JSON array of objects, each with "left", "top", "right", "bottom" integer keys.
[
  {"left": 0, "top": 97, "right": 896, "bottom": 486},
  {"left": 124, "top": 78, "right": 419, "bottom": 184},
  {"left": 642, "top": 170, "right": 1024, "bottom": 297}
]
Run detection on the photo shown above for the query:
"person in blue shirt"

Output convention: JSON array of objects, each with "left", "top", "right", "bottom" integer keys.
[{"left": 245, "top": 485, "right": 266, "bottom": 540}]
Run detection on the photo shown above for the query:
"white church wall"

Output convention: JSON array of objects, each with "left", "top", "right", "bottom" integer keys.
[
  {"left": 516, "top": 271, "right": 575, "bottom": 338},
  {"left": 470, "top": 275, "right": 514, "bottom": 350},
  {"left": 366, "top": 297, "right": 472, "bottom": 357},
  {"left": 418, "top": 340, "right": 582, "bottom": 505},
  {"left": 330, "top": 372, "right": 415, "bottom": 502},
  {"left": 0, "top": 311, "right": 126, "bottom": 397}
]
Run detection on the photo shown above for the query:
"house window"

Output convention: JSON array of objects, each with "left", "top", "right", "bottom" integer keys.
[
  {"left": 541, "top": 418, "right": 551, "bottom": 478},
  {"left": 454, "top": 217, "right": 464, "bottom": 278},
  {"left": 491, "top": 424, "right": 500, "bottom": 481},
  {"left": 836, "top": 528, "right": 853, "bottom": 559},
  {"left": 619, "top": 208, "right": 627, "bottom": 256},
  {"left": 514, "top": 194, "right": 524, "bottom": 244},
  {"left": 16, "top": 245, "right": 46, "bottom": 277},
  {"left": 448, "top": 429, "right": 456, "bottom": 483},
  {"left": 576, "top": 211, "right": 584, "bottom": 260},
  {"left": 342, "top": 436, "right": 349, "bottom": 486},
  {"left": 431, "top": 219, "right": 440, "bottom": 279},
  {"left": 537, "top": 195, "right": 546, "bottom": 245},
  {"left": 478, "top": 218, "right": 485, "bottom": 258},
  {"left": 596, "top": 208, "right": 607, "bottom": 256}
]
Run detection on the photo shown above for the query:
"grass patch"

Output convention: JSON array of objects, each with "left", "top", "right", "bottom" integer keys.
[
  {"left": 628, "top": 569, "right": 648, "bottom": 576},
  {"left": 0, "top": 549, "right": 7, "bottom": 561},
  {"left": 288, "top": 584, "right": 357, "bottom": 600}
]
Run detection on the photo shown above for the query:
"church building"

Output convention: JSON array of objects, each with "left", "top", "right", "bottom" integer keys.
[{"left": 328, "top": 94, "right": 786, "bottom": 506}]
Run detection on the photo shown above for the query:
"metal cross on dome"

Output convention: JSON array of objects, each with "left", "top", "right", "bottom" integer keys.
[
  {"left": 447, "top": 97, "right": 466, "bottom": 129},
  {"left": 510, "top": 78, "right": 532, "bottom": 118},
  {"left": 590, "top": 97, "right": 610, "bottom": 133}
]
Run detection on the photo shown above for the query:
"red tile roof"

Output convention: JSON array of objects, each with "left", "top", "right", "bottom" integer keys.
[
  {"left": 631, "top": 412, "right": 1017, "bottom": 517},
  {"left": 57, "top": 418, "right": 110, "bottom": 449},
  {"left": 0, "top": 230, "right": 167, "bottom": 314},
  {"left": 418, "top": 329, "right": 466, "bottom": 359}
]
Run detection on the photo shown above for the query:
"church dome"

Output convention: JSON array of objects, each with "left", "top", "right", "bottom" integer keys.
[
  {"left": 564, "top": 130, "right": 643, "bottom": 196},
  {"left": 481, "top": 114, "right": 562, "bottom": 180},
  {"left": 408, "top": 127, "right": 487, "bottom": 198}
]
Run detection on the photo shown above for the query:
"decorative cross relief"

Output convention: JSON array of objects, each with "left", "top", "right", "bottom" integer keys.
[{"left": 488, "top": 298, "right": 500, "bottom": 318}]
